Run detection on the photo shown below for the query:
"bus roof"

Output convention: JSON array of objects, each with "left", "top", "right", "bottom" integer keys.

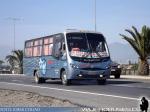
[
  {"left": 25, "top": 30, "right": 103, "bottom": 42},
  {"left": 25, "top": 33, "right": 62, "bottom": 42},
  {"left": 64, "top": 29, "right": 103, "bottom": 35}
]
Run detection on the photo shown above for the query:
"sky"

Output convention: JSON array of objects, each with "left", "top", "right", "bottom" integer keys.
[{"left": 0, "top": 0, "right": 150, "bottom": 52}]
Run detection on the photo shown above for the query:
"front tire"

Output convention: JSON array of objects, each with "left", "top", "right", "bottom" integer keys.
[
  {"left": 61, "top": 71, "right": 71, "bottom": 86},
  {"left": 114, "top": 74, "right": 120, "bottom": 79}
]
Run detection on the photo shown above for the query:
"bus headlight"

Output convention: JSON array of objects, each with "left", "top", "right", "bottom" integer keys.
[
  {"left": 99, "top": 75, "right": 103, "bottom": 77},
  {"left": 106, "top": 65, "right": 111, "bottom": 69},
  {"left": 117, "top": 65, "right": 121, "bottom": 68}
]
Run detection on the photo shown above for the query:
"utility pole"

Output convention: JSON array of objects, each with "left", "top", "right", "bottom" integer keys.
[
  {"left": 94, "top": 0, "right": 97, "bottom": 32},
  {"left": 6, "top": 17, "right": 20, "bottom": 51}
]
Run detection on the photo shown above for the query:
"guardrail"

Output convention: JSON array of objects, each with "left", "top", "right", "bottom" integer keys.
[{"left": 121, "top": 69, "right": 150, "bottom": 75}]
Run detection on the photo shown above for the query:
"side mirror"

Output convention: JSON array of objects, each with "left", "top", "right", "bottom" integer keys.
[{"left": 63, "top": 44, "right": 66, "bottom": 51}]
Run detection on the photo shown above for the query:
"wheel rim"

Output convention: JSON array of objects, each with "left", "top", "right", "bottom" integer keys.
[
  {"left": 62, "top": 72, "right": 67, "bottom": 84},
  {"left": 35, "top": 73, "right": 39, "bottom": 83}
]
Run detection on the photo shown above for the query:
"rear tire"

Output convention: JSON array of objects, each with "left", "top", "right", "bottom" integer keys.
[
  {"left": 97, "top": 79, "right": 106, "bottom": 85},
  {"left": 34, "top": 71, "right": 44, "bottom": 84},
  {"left": 61, "top": 71, "right": 71, "bottom": 86},
  {"left": 41, "top": 78, "right": 46, "bottom": 83}
]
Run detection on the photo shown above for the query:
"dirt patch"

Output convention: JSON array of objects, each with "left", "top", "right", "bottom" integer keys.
[{"left": 0, "top": 89, "right": 77, "bottom": 107}]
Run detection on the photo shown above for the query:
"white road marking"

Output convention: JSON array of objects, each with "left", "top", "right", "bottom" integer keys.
[
  {"left": 0, "top": 82, "right": 146, "bottom": 101},
  {"left": 112, "top": 84, "right": 150, "bottom": 89},
  {"left": 12, "top": 80, "right": 23, "bottom": 83},
  {"left": 0, "top": 74, "right": 25, "bottom": 76}
]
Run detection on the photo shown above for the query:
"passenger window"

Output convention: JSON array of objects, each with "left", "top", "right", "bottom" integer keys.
[
  {"left": 43, "top": 37, "right": 53, "bottom": 56},
  {"left": 32, "top": 39, "right": 42, "bottom": 57},
  {"left": 52, "top": 34, "right": 64, "bottom": 59},
  {"left": 25, "top": 41, "right": 33, "bottom": 57},
  {"left": 33, "top": 46, "right": 42, "bottom": 56}
]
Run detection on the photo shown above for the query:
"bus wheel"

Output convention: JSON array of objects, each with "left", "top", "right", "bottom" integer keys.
[
  {"left": 97, "top": 79, "right": 106, "bottom": 85},
  {"left": 114, "top": 74, "right": 120, "bottom": 79},
  {"left": 41, "top": 78, "right": 46, "bottom": 83},
  {"left": 61, "top": 71, "right": 71, "bottom": 86},
  {"left": 34, "top": 72, "right": 42, "bottom": 84}
]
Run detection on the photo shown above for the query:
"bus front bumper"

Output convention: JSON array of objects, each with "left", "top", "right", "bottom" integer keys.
[{"left": 68, "top": 69, "right": 110, "bottom": 80}]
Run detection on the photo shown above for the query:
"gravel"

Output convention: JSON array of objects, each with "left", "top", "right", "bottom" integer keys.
[{"left": 0, "top": 89, "right": 77, "bottom": 107}]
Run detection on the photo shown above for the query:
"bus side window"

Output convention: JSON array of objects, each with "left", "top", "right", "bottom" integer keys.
[
  {"left": 52, "top": 34, "right": 64, "bottom": 59},
  {"left": 53, "top": 42, "right": 61, "bottom": 58},
  {"left": 61, "top": 43, "right": 67, "bottom": 60},
  {"left": 25, "top": 41, "right": 33, "bottom": 57},
  {"left": 43, "top": 37, "right": 53, "bottom": 56}
]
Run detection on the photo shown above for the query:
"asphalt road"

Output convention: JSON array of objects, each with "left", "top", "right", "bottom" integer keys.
[{"left": 0, "top": 74, "right": 150, "bottom": 110}]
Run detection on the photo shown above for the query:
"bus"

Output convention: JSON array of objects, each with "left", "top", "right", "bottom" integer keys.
[{"left": 23, "top": 30, "right": 111, "bottom": 85}]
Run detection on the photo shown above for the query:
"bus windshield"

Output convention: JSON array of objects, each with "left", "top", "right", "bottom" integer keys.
[{"left": 66, "top": 33, "right": 109, "bottom": 59}]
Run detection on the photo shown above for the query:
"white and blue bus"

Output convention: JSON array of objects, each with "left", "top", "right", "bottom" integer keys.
[{"left": 23, "top": 30, "right": 111, "bottom": 85}]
